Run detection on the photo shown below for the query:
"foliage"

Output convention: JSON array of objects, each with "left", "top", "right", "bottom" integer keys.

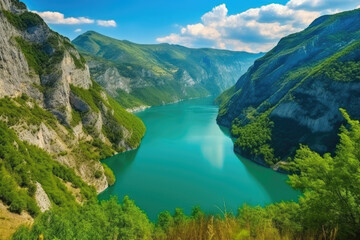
[
  {"left": 0, "top": 96, "right": 58, "bottom": 128},
  {"left": 73, "top": 140, "right": 113, "bottom": 163},
  {"left": 70, "top": 84, "right": 100, "bottom": 113},
  {"left": 232, "top": 114, "right": 277, "bottom": 165},
  {"left": 11, "top": 108, "right": 360, "bottom": 239},
  {"left": 15, "top": 36, "right": 64, "bottom": 75},
  {"left": 70, "top": 52, "right": 86, "bottom": 70},
  {"left": 0, "top": 121, "right": 95, "bottom": 216},
  {"left": 70, "top": 81, "right": 146, "bottom": 149},
  {"left": 113, "top": 89, "right": 146, "bottom": 109},
  {"left": 12, "top": 197, "right": 153, "bottom": 240},
  {"left": 3, "top": 10, "right": 43, "bottom": 31},
  {"left": 288, "top": 109, "right": 360, "bottom": 238},
  {"left": 320, "top": 60, "right": 360, "bottom": 82},
  {"left": 102, "top": 163, "right": 115, "bottom": 186},
  {"left": 70, "top": 109, "right": 82, "bottom": 127}
]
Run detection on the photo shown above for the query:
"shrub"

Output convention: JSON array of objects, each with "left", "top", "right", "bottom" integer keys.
[{"left": 102, "top": 163, "right": 115, "bottom": 186}]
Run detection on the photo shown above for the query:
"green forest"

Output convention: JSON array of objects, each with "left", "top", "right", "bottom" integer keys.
[{"left": 7, "top": 109, "right": 360, "bottom": 240}]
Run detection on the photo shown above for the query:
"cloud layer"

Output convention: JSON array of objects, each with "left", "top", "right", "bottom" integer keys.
[
  {"left": 33, "top": 11, "right": 117, "bottom": 28},
  {"left": 157, "top": 0, "right": 359, "bottom": 52},
  {"left": 97, "top": 20, "right": 117, "bottom": 27}
]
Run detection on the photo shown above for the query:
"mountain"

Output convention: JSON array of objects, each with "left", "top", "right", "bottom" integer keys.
[
  {"left": 0, "top": 0, "right": 145, "bottom": 233},
  {"left": 72, "top": 31, "right": 263, "bottom": 108},
  {"left": 216, "top": 8, "right": 360, "bottom": 167}
]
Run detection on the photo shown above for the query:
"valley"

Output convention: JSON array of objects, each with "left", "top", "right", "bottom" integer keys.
[
  {"left": 72, "top": 31, "right": 263, "bottom": 108},
  {"left": 1, "top": 0, "right": 360, "bottom": 239}
]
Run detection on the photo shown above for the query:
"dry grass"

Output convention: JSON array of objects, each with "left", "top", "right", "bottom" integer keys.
[{"left": 0, "top": 201, "right": 33, "bottom": 240}]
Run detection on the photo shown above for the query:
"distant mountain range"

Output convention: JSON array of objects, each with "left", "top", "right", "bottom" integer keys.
[{"left": 72, "top": 31, "right": 263, "bottom": 108}]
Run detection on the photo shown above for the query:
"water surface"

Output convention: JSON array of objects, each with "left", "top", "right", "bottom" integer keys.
[{"left": 99, "top": 97, "right": 298, "bottom": 220}]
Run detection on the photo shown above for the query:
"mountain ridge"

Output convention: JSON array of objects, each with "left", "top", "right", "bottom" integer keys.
[{"left": 72, "top": 31, "right": 264, "bottom": 108}]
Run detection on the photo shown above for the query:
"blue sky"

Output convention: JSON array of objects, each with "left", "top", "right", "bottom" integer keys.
[{"left": 23, "top": 0, "right": 360, "bottom": 52}]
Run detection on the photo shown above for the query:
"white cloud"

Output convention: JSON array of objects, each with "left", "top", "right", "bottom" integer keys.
[
  {"left": 156, "top": 0, "right": 359, "bottom": 52},
  {"left": 32, "top": 11, "right": 94, "bottom": 25},
  {"left": 97, "top": 20, "right": 117, "bottom": 27},
  {"left": 74, "top": 28, "right": 82, "bottom": 33},
  {"left": 32, "top": 11, "right": 117, "bottom": 28},
  {"left": 286, "top": 0, "right": 359, "bottom": 11}
]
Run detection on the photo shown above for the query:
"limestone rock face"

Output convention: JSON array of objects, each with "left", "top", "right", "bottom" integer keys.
[
  {"left": 0, "top": 0, "right": 125, "bottom": 195},
  {"left": 0, "top": 0, "right": 36, "bottom": 99},
  {"left": 35, "top": 182, "right": 51, "bottom": 212}
]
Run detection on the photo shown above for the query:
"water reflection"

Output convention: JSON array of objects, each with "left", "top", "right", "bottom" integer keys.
[
  {"left": 103, "top": 148, "right": 139, "bottom": 181},
  {"left": 201, "top": 121, "right": 226, "bottom": 169},
  {"left": 99, "top": 97, "right": 298, "bottom": 220},
  {"left": 218, "top": 125, "right": 298, "bottom": 203}
]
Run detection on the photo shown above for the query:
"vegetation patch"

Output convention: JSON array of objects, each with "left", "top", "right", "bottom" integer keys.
[
  {"left": 0, "top": 95, "right": 58, "bottom": 129},
  {"left": 102, "top": 163, "right": 115, "bottom": 186},
  {"left": 70, "top": 52, "right": 86, "bottom": 70},
  {"left": 232, "top": 113, "right": 277, "bottom": 165},
  {"left": 14, "top": 36, "right": 64, "bottom": 75},
  {"left": 0, "top": 121, "right": 95, "bottom": 217},
  {"left": 71, "top": 81, "right": 146, "bottom": 149},
  {"left": 11, "top": 0, "right": 26, "bottom": 10},
  {"left": 3, "top": 11, "right": 43, "bottom": 31}
]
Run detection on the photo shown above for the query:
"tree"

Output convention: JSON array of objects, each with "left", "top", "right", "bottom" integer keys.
[{"left": 289, "top": 109, "right": 360, "bottom": 239}]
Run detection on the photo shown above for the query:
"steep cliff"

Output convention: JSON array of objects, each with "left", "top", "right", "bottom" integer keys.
[
  {"left": 217, "top": 8, "right": 360, "bottom": 166},
  {"left": 0, "top": 0, "right": 145, "bottom": 215},
  {"left": 72, "top": 31, "right": 263, "bottom": 108}
]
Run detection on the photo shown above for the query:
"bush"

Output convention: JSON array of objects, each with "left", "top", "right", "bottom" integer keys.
[
  {"left": 232, "top": 114, "right": 277, "bottom": 165},
  {"left": 102, "top": 163, "right": 115, "bottom": 186}
]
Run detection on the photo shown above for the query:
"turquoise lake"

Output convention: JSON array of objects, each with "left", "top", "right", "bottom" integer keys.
[{"left": 99, "top": 97, "right": 298, "bottom": 220}]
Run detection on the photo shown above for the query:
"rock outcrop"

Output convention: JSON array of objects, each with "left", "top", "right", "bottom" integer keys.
[
  {"left": 34, "top": 182, "right": 51, "bottom": 212},
  {"left": 0, "top": 0, "right": 145, "bottom": 200}
]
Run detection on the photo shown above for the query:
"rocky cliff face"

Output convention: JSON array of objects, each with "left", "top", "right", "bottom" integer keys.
[
  {"left": 0, "top": 0, "right": 145, "bottom": 198},
  {"left": 217, "top": 8, "right": 360, "bottom": 164},
  {"left": 73, "top": 31, "right": 264, "bottom": 108}
]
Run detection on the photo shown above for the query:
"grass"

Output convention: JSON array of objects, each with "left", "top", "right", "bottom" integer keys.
[{"left": 0, "top": 201, "right": 32, "bottom": 240}]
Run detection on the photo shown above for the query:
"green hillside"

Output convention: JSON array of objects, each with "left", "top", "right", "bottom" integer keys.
[
  {"left": 73, "top": 31, "right": 263, "bottom": 108},
  {"left": 217, "top": 8, "right": 360, "bottom": 166}
]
